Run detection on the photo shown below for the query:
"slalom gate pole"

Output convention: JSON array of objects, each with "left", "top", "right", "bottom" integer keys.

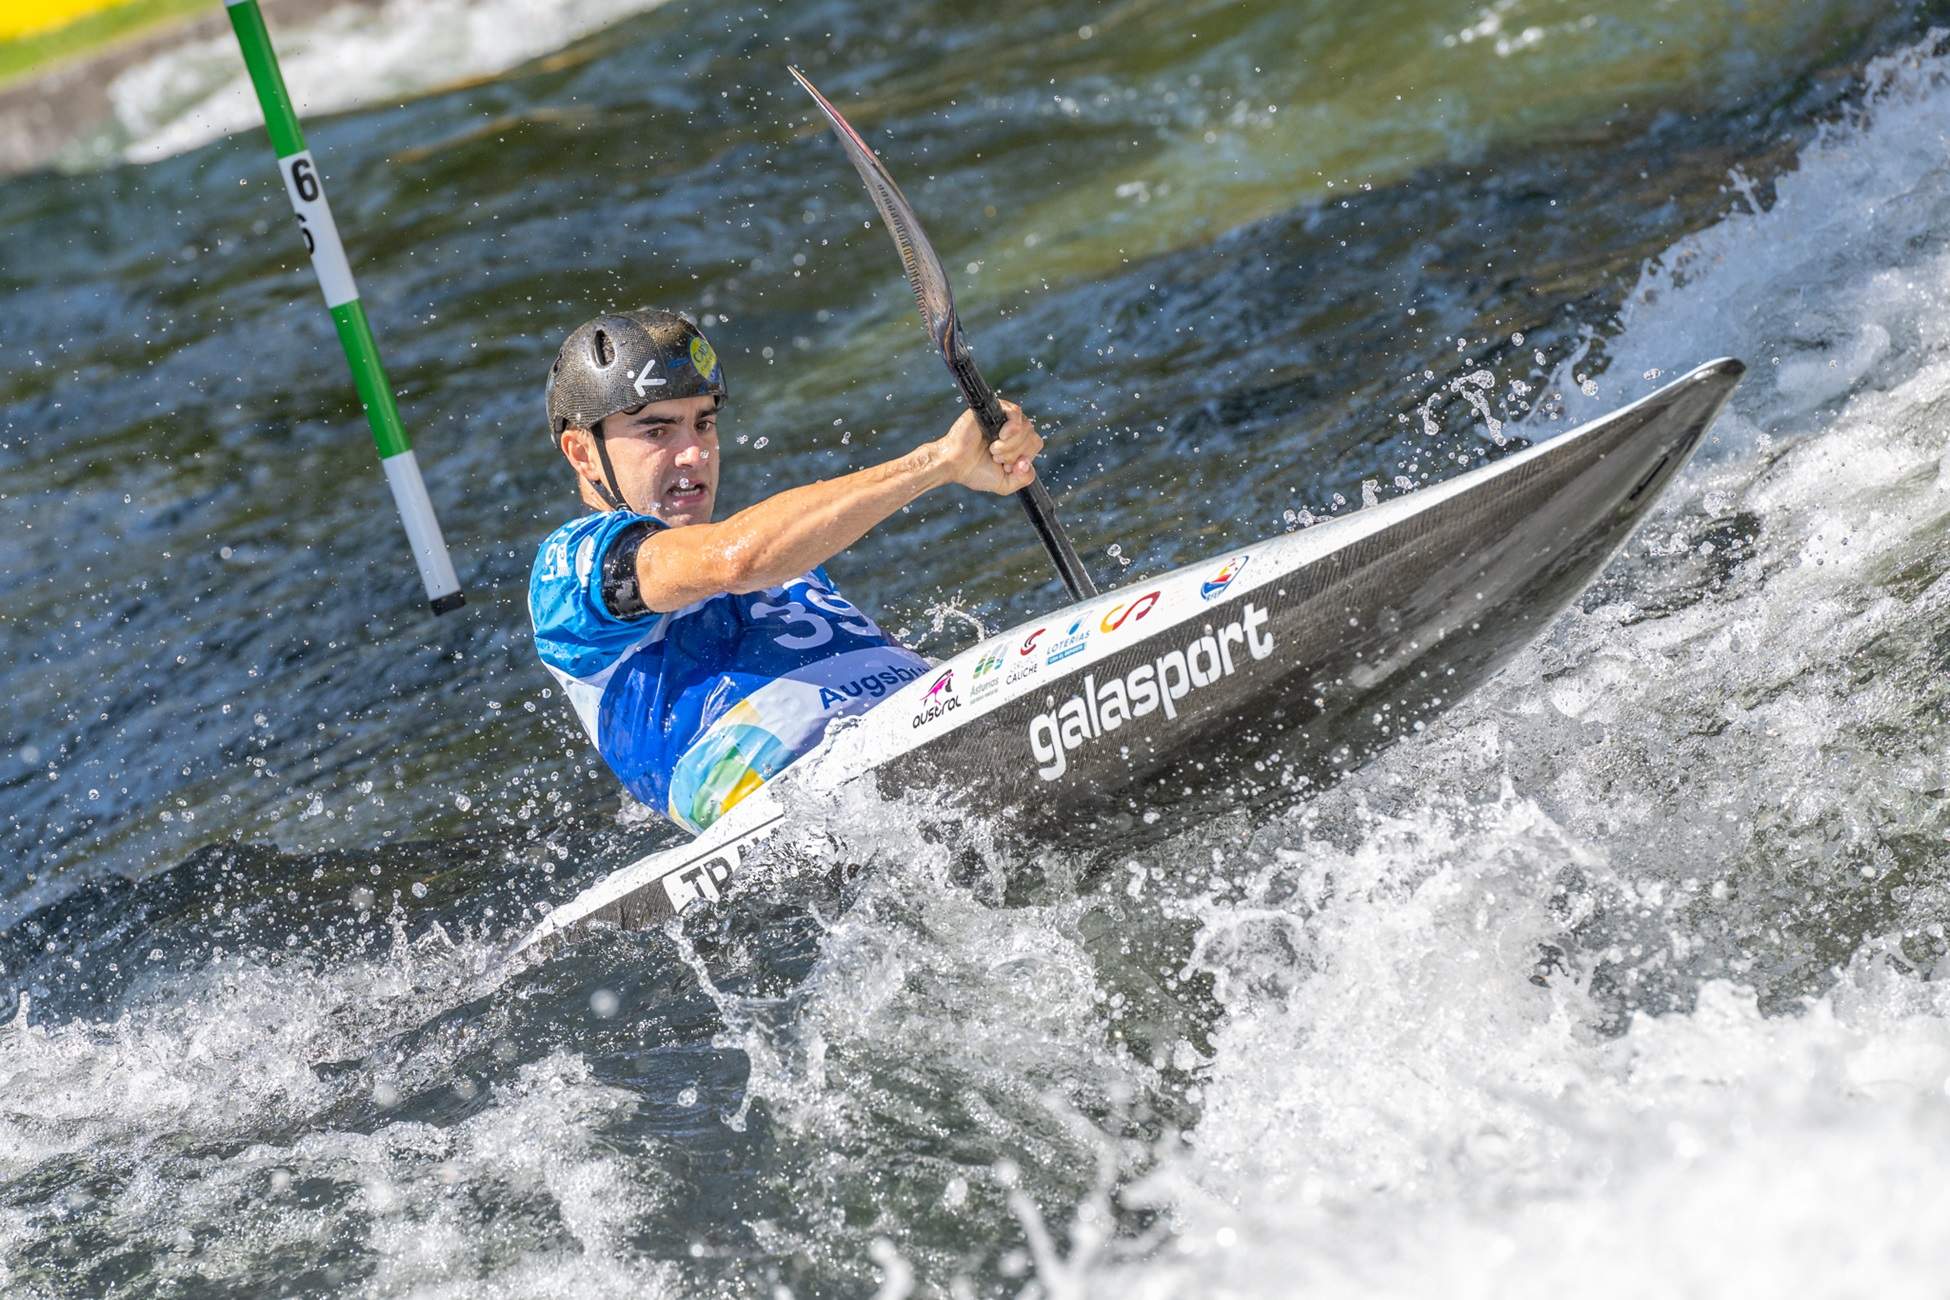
[{"left": 224, "top": 0, "right": 465, "bottom": 615}]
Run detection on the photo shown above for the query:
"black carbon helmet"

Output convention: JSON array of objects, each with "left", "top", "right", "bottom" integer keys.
[{"left": 545, "top": 308, "right": 728, "bottom": 439}]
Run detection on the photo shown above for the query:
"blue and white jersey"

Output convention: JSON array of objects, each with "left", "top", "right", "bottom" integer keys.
[{"left": 530, "top": 510, "right": 929, "bottom": 833}]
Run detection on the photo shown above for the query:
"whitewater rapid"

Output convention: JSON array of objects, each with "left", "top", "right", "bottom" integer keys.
[
  {"left": 104, "top": 0, "right": 675, "bottom": 166},
  {"left": 4, "top": 15, "right": 1949, "bottom": 1300},
  {"left": 1056, "top": 32, "right": 1950, "bottom": 1297}
]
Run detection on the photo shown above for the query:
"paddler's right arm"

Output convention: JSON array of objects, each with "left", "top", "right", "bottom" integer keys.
[{"left": 632, "top": 402, "right": 1043, "bottom": 613}]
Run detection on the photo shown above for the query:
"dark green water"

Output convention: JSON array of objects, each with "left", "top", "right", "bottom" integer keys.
[{"left": 4, "top": 1, "right": 1950, "bottom": 1295}]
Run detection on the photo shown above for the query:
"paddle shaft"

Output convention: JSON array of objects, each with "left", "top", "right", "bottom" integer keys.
[{"left": 946, "top": 341, "right": 1099, "bottom": 600}]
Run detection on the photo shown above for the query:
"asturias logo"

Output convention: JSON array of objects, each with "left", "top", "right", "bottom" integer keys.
[
  {"left": 1200, "top": 554, "right": 1250, "bottom": 601},
  {"left": 971, "top": 648, "right": 1008, "bottom": 699}
]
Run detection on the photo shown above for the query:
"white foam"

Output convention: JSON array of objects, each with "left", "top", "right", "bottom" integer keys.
[
  {"left": 108, "top": 0, "right": 672, "bottom": 166},
  {"left": 1069, "top": 31, "right": 1950, "bottom": 1298},
  {"left": 0, "top": 933, "right": 667, "bottom": 1293},
  {"left": 1551, "top": 35, "right": 1950, "bottom": 432}
]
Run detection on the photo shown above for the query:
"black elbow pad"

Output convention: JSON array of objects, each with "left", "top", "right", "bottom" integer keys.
[{"left": 600, "top": 520, "right": 659, "bottom": 619}]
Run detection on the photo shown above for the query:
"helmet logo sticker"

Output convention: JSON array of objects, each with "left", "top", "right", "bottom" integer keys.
[
  {"left": 689, "top": 335, "right": 718, "bottom": 380},
  {"left": 631, "top": 359, "right": 667, "bottom": 397}
]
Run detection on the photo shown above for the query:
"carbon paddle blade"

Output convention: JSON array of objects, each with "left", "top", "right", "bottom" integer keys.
[
  {"left": 789, "top": 67, "right": 958, "bottom": 356},
  {"left": 788, "top": 66, "right": 1100, "bottom": 601}
]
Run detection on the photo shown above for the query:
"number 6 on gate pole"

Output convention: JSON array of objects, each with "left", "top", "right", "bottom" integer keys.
[{"left": 224, "top": 0, "right": 465, "bottom": 616}]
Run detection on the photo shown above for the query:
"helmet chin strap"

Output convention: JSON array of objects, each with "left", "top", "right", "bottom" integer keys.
[{"left": 585, "top": 424, "right": 632, "bottom": 513}]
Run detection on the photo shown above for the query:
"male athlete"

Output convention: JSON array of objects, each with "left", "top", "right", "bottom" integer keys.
[{"left": 530, "top": 309, "right": 1043, "bottom": 834}]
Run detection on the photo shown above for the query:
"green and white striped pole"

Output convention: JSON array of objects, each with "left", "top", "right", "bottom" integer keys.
[{"left": 224, "top": 0, "right": 465, "bottom": 615}]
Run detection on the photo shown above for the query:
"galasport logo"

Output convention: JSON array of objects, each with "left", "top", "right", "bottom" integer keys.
[
  {"left": 661, "top": 850, "right": 736, "bottom": 910},
  {"left": 1028, "top": 601, "right": 1274, "bottom": 779},
  {"left": 1200, "top": 553, "right": 1250, "bottom": 600},
  {"left": 911, "top": 667, "right": 962, "bottom": 729},
  {"left": 1098, "top": 590, "right": 1161, "bottom": 634}
]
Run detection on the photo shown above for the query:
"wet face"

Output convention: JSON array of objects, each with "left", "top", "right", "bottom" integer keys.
[{"left": 562, "top": 394, "right": 722, "bottom": 526}]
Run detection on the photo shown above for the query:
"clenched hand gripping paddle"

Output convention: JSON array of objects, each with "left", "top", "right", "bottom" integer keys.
[{"left": 789, "top": 67, "right": 1099, "bottom": 602}]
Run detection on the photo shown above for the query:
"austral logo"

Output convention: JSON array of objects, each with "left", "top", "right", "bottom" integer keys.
[
  {"left": 1201, "top": 554, "right": 1250, "bottom": 600},
  {"left": 1099, "top": 590, "right": 1160, "bottom": 633},
  {"left": 911, "top": 668, "right": 962, "bottom": 729},
  {"left": 1028, "top": 602, "right": 1274, "bottom": 779}
]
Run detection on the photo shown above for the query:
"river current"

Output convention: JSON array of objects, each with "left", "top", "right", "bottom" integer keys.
[{"left": 3, "top": 1, "right": 1949, "bottom": 1295}]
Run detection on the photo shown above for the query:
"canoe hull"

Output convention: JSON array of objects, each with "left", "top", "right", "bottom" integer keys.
[{"left": 511, "top": 358, "right": 1744, "bottom": 953}]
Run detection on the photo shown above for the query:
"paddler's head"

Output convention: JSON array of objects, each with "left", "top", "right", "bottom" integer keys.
[{"left": 545, "top": 308, "right": 728, "bottom": 526}]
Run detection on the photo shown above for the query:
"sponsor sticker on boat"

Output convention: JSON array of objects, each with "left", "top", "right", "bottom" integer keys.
[
  {"left": 910, "top": 668, "right": 961, "bottom": 729},
  {"left": 661, "top": 847, "right": 738, "bottom": 911},
  {"left": 1098, "top": 590, "right": 1161, "bottom": 635},
  {"left": 1200, "top": 554, "right": 1249, "bottom": 600},
  {"left": 1005, "top": 631, "right": 1045, "bottom": 686},
  {"left": 969, "top": 647, "right": 1008, "bottom": 700},
  {"left": 1028, "top": 601, "right": 1274, "bottom": 779},
  {"left": 1043, "top": 615, "right": 1093, "bottom": 666}
]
